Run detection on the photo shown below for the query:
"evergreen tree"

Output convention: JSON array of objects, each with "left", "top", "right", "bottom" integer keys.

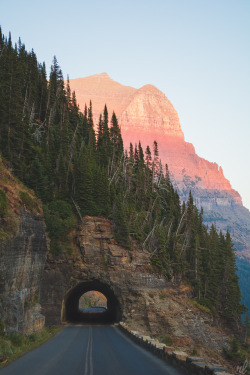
[
  {"left": 0, "top": 29, "right": 244, "bottom": 323},
  {"left": 110, "top": 112, "right": 123, "bottom": 162}
]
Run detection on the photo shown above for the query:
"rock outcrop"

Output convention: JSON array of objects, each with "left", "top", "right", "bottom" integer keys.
[
  {"left": 0, "top": 160, "right": 47, "bottom": 334},
  {"left": 0, "top": 212, "right": 47, "bottom": 334},
  {"left": 41, "top": 216, "right": 235, "bottom": 364},
  {"left": 68, "top": 73, "right": 250, "bottom": 261}
]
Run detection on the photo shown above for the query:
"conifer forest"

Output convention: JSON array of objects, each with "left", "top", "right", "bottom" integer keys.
[{"left": 0, "top": 29, "right": 245, "bottom": 323}]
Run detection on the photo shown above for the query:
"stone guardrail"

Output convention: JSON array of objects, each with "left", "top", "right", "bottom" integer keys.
[{"left": 118, "top": 322, "right": 233, "bottom": 375}]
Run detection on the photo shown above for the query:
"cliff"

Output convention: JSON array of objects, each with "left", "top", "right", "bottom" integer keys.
[
  {"left": 68, "top": 73, "right": 250, "bottom": 261},
  {"left": 41, "top": 216, "right": 237, "bottom": 367},
  {"left": 0, "top": 159, "right": 47, "bottom": 334}
]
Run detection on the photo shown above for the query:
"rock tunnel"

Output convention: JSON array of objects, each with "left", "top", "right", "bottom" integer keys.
[{"left": 61, "top": 280, "right": 122, "bottom": 324}]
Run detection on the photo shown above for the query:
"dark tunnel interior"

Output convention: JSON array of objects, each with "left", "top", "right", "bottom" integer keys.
[{"left": 62, "top": 280, "right": 122, "bottom": 324}]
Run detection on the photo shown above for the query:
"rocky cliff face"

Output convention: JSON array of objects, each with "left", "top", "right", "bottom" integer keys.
[
  {"left": 0, "top": 212, "right": 47, "bottom": 334},
  {"left": 68, "top": 73, "right": 250, "bottom": 261},
  {"left": 0, "top": 160, "right": 47, "bottom": 334},
  {"left": 41, "top": 216, "right": 235, "bottom": 364},
  {"left": 120, "top": 84, "right": 184, "bottom": 138}
]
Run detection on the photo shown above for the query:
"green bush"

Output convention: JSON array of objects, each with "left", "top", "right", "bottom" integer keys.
[
  {"left": 191, "top": 348, "right": 199, "bottom": 356},
  {"left": 49, "top": 239, "right": 62, "bottom": 256},
  {"left": 33, "top": 294, "right": 40, "bottom": 305},
  {"left": 18, "top": 191, "right": 39, "bottom": 211},
  {"left": 223, "top": 336, "right": 249, "bottom": 365},
  {"left": 0, "top": 189, "right": 8, "bottom": 217},
  {"left": 0, "top": 339, "right": 13, "bottom": 355},
  {"left": 162, "top": 335, "right": 173, "bottom": 346},
  {"left": 46, "top": 200, "right": 72, "bottom": 220},
  {"left": 65, "top": 246, "right": 73, "bottom": 255},
  {"left": 0, "top": 320, "right": 5, "bottom": 336},
  {"left": 191, "top": 300, "right": 212, "bottom": 314},
  {"left": 28, "top": 333, "right": 37, "bottom": 342},
  {"left": 24, "top": 299, "right": 30, "bottom": 308},
  {"left": 9, "top": 333, "right": 23, "bottom": 347},
  {"left": 43, "top": 200, "right": 75, "bottom": 256}
]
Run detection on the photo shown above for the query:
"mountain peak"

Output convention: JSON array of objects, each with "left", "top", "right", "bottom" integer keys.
[
  {"left": 92, "top": 72, "right": 111, "bottom": 79},
  {"left": 139, "top": 84, "right": 160, "bottom": 93}
]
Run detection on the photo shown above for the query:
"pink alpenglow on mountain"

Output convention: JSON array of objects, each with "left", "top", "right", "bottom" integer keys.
[
  {"left": 69, "top": 73, "right": 239, "bottom": 198},
  {"left": 69, "top": 73, "right": 250, "bottom": 259}
]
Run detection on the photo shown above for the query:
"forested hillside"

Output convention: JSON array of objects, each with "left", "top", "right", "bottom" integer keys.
[
  {"left": 237, "top": 258, "right": 250, "bottom": 317},
  {"left": 0, "top": 28, "right": 245, "bottom": 322}
]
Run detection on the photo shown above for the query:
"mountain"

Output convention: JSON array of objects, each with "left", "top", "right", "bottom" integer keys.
[{"left": 69, "top": 73, "right": 250, "bottom": 262}]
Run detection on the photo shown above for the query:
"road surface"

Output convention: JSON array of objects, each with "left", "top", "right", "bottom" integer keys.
[
  {"left": 81, "top": 307, "right": 107, "bottom": 313},
  {"left": 0, "top": 326, "right": 187, "bottom": 375}
]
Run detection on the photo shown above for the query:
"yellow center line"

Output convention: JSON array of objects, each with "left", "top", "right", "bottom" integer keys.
[
  {"left": 84, "top": 326, "right": 93, "bottom": 375},
  {"left": 89, "top": 327, "right": 93, "bottom": 375}
]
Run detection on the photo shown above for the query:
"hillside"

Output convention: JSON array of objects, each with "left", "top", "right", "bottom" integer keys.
[
  {"left": 0, "top": 157, "right": 47, "bottom": 334},
  {"left": 69, "top": 73, "right": 250, "bottom": 261},
  {"left": 0, "top": 29, "right": 246, "bottom": 330}
]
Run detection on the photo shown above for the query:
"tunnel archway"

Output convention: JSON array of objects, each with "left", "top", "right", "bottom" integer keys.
[
  {"left": 79, "top": 291, "right": 107, "bottom": 310},
  {"left": 61, "top": 280, "right": 122, "bottom": 324}
]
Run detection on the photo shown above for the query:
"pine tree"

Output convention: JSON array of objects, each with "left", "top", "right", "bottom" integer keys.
[
  {"left": 113, "top": 195, "right": 130, "bottom": 248},
  {"left": 0, "top": 30, "right": 244, "bottom": 322},
  {"left": 110, "top": 112, "right": 123, "bottom": 162},
  {"left": 219, "top": 231, "right": 243, "bottom": 319}
]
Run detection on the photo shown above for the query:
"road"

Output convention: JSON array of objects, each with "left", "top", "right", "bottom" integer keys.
[
  {"left": 0, "top": 326, "right": 187, "bottom": 375},
  {"left": 81, "top": 307, "right": 107, "bottom": 313}
]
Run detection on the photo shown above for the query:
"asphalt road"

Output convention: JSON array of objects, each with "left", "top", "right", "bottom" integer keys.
[
  {"left": 81, "top": 307, "right": 107, "bottom": 313},
  {"left": 0, "top": 326, "right": 187, "bottom": 375}
]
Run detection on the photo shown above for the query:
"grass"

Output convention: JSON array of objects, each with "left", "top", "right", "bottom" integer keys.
[
  {"left": 0, "top": 211, "right": 19, "bottom": 241},
  {"left": 159, "top": 334, "right": 173, "bottom": 346},
  {"left": 0, "top": 326, "right": 62, "bottom": 368},
  {"left": 18, "top": 191, "right": 40, "bottom": 212},
  {"left": 190, "top": 299, "right": 212, "bottom": 315}
]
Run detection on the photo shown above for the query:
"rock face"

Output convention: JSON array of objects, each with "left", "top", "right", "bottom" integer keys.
[
  {"left": 41, "top": 216, "right": 165, "bottom": 325},
  {"left": 70, "top": 73, "right": 183, "bottom": 139},
  {"left": 0, "top": 159, "right": 47, "bottom": 334},
  {"left": 0, "top": 211, "right": 47, "bottom": 334},
  {"left": 41, "top": 216, "right": 233, "bottom": 361},
  {"left": 68, "top": 73, "right": 250, "bottom": 260}
]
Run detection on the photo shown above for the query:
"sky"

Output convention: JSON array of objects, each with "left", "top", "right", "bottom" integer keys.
[{"left": 1, "top": 0, "right": 250, "bottom": 209}]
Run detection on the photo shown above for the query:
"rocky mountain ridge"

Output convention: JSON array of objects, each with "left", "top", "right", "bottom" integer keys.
[{"left": 68, "top": 73, "right": 250, "bottom": 261}]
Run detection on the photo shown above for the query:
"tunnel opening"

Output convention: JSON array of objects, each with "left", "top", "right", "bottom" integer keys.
[
  {"left": 79, "top": 291, "right": 107, "bottom": 312},
  {"left": 62, "top": 280, "right": 122, "bottom": 325}
]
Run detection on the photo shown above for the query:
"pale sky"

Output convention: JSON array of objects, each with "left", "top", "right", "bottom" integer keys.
[{"left": 1, "top": 0, "right": 250, "bottom": 209}]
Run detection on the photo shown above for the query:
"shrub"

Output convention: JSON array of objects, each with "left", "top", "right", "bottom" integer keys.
[
  {"left": 191, "top": 300, "right": 212, "bottom": 315},
  {"left": 9, "top": 333, "right": 23, "bottom": 346},
  {"left": 162, "top": 335, "right": 173, "bottom": 346},
  {"left": 24, "top": 299, "right": 30, "bottom": 308},
  {"left": 43, "top": 200, "right": 76, "bottom": 256},
  {"left": 0, "top": 320, "right": 5, "bottom": 336},
  {"left": 18, "top": 191, "right": 39, "bottom": 211},
  {"left": 0, "top": 339, "right": 13, "bottom": 355},
  {"left": 50, "top": 239, "right": 62, "bottom": 256},
  {"left": 191, "top": 348, "right": 199, "bottom": 356},
  {"left": 33, "top": 294, "right": 40, "bottom": 305},
  {"left": 28, "top": 333, "right": 37, "bottom": 342},
  {"left": 0, "top": 189, "right": 8, "bottom": 217},
  {"left": 223, "top": 336, "right": 250, "bottom": 371}
]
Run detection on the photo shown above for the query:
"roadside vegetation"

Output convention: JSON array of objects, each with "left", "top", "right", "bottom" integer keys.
[
  {"left": 0, "top": 326, "right": 61, "bottom": 368},
  {"left": 223, "top": 335, "right": 250, "bottom": 374}
]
